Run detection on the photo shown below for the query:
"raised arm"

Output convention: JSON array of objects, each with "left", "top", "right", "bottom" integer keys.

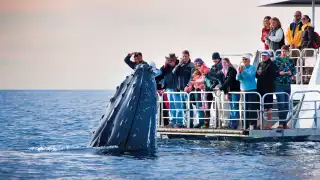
[
  {"left": 124, "top": 53, "right": 136, "bottom": 69},
  {"left": 238, "top": 66, "right": 256, "bottom": 80},
  {"left": 172, "top": 64, "right": 182, "bottom": 75}
]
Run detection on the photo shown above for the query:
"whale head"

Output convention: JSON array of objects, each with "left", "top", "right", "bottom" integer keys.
[{"left": 89, "top": 63, "right": 158, "bottom": 151}]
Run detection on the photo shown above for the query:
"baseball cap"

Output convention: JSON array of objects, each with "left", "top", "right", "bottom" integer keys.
[
  {"left": 242, "top": 54, "right": 251, "bottom": 60},
  {"left": 261, "top": 51, "right": 270, "bottom": 56}
]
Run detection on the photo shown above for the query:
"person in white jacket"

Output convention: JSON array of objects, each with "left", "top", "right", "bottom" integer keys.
[{"left": 264, "top": 17, "right": 285, "bottom": 52}]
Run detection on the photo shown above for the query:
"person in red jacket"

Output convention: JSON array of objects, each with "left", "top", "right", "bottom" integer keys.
[{"left": 261, "top": 16, "right": 271, "bottom": 50}]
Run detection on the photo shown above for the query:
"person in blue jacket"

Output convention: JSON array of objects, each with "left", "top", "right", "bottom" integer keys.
[{"left": 236, "top": 54, "right": 259, "bottom": 129}]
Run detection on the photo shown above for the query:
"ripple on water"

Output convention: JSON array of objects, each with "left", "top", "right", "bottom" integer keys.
[{"left": 1, "top": 90, "right": 320, "bottom": 180}]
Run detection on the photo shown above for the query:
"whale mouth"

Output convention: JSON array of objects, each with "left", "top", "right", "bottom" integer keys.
[{"left": 89, "top": 64, "right": 157, "bottom": 151}]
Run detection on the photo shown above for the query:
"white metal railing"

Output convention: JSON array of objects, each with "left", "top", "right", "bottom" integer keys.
[
  {"left": 156, "top": 90, "right": 320, "bottom": 130},
  {"left": 188, "top": 91, "right": 216, "bottom": 128},
  {"left": 219, "top": 91, "right": 262, "bottom": 130},
  {"left": 256, "top": 48, "right": 318, "bottom": 85},
  {"left": 261, "top": 92, "right": 291, "bottom": 122},
  {"left": 160, "top": 92, "right": 189, "bottom": 127},
  {"left": 290, "top": 90, "right": 320, "bottom": 128}
]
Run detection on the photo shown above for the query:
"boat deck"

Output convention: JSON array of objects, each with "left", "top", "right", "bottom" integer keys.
[{"left": 157, "top": 128, "right": 320, "bottom": 142}]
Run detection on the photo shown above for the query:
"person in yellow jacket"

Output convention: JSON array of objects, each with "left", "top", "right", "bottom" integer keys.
[{"left": 286, "top": 11, "right": 303, "bottom": 49}]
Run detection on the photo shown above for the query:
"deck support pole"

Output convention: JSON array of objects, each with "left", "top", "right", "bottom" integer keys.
[{"left": 312, "top": 0, "right": 315, "bottom": 28}]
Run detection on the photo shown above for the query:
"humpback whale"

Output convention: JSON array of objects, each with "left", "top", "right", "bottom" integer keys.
[{"left": 89, "top": 63, "right": 158, "bottom": 151}]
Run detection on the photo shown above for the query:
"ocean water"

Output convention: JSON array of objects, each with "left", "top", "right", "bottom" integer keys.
[{"left": 1, "top": 90, "right": 320, "bottom": 180}]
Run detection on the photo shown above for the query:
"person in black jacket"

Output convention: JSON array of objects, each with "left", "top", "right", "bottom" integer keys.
[
  {"left": 155, "top": 53, "right": 184, "bottom": 128},
  {"left": 201, "top": 52, "right": 223, "bottom": 127},
  {"left": 217, "top": 58, "right": 241, "bottom": 129},
  {"left": 301, "top": 15, "right": 316, "bottom": 49},
  {"left": 301, "top": 15, "right": 317, "bottom": 84},
  {"left": 208, "top": 52, "right": 223, "bottom": 88},
  {"left": 172, "top": 50, "right": 195, "bottom": 126},
  {"left": 173, "top": 50, "right": 195, "bottom": 91},
  {"left": 124, "top": 52, "right": 148, "bottom": 70},
  {"left": 256, "top": 51, "right": 277, "bottom": 129}
]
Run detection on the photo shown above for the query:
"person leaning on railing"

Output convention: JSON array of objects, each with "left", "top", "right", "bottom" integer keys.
[
  {"left": 202, "top": 52, "right": 223, "bottom": 127},
  {"left": 256, "top": 51, "right": 277, "bottom": 129},
  {"left": 184, "top": 58, "right": 206, "bottom": 128},
  {"left": 236, "top": 54, "right": 259, "bottom": 130},
  {"left": 172, "top": 50, "right": 195, "bottom": 126},
  {"left": 274, "top": 45, "right": 296, "bottom": 129},
  {"left": 217, "top": 58, "right": 241, "bottom": 130}
]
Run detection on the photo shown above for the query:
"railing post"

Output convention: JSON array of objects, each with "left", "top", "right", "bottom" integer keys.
[
  {"left": 299, "top": 57, "right": 303, "bottom": 85},
  {"left": 160, "top": 93, "right": 164, "bottom": 127},
  {"left": 260, "top": 94, "right": 263, "bottom": 130},
  {"left": 187, "top": 93, "right": 190, "bottom": 129},
  {"left": 243, "top": 94, "right": 246, "bottom": 130},
  {"left": 315, "top": 101, "right": 318, "bottom": 128}
]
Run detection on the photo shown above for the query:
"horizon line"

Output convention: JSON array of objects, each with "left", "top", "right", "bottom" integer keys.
[{"left": 0, "top": 89, "right": 114, "bottom": 91}]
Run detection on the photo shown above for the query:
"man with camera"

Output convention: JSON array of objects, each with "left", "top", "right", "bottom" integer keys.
[{"left": 156, "top": 53, "right": 183, "bottom": 128}]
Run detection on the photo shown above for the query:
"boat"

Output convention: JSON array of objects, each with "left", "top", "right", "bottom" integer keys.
[{"left": 156, "top": 0, "right": 320, "bottom": 141}]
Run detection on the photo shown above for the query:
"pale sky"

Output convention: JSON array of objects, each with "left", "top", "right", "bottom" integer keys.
[{"left": 0, "top": 0, "right": 319, "bottom": 89}]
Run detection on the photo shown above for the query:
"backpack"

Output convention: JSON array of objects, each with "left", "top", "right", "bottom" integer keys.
[
  {"left": 306, "top": 26, "right": 320, "bottom": 49},
  {"left": 313, "top": 31, "right": 320, "bottom": 49}
]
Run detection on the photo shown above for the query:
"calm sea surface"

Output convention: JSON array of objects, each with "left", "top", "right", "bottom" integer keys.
[{"left": 1, "top": 90, "right": 320, "bottom": 180}]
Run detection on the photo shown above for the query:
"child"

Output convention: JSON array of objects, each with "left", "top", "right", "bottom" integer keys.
[
  {"left": 198, "top": 65, "right": 211, "bottom": 109},
  {"left": 184, "top": 69, "right": 206, "bottom": 128}
]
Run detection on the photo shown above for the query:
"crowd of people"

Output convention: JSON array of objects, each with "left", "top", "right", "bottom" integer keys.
[
  {"left": 123, "top": 10, "right": 319, "bottom": 130},
  {"left": 261, "top": 11, "right": 319, "bottom": 52}
]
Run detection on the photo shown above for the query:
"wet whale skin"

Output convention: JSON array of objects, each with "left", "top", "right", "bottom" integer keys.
[{"left": 89, "top": 63, "right": 158, "bottom": 151}]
